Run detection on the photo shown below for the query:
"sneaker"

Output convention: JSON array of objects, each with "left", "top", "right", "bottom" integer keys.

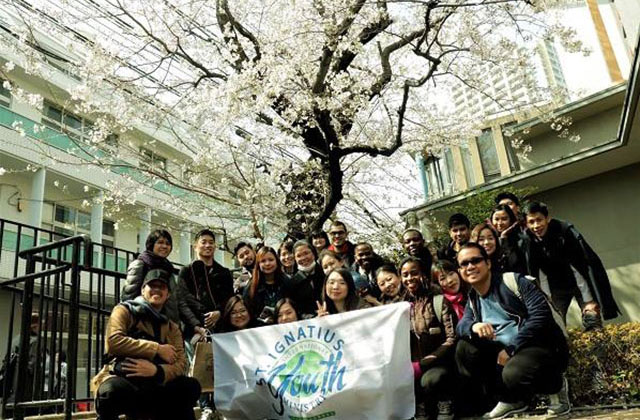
[
  {"left": 200, "top": 407, "right": 214, "bottom": 420},
  {"left": 483, "top": 401, "right": 528, "bottom": 419},
  {"left": 415, "top": 401, "right": 428, "bottom": 418},
  {"left": 547, "top": 375, "right": 571, "bottom": 417},
  {"left": 437, "top": 400, "right": 454, "bottom": 420}
]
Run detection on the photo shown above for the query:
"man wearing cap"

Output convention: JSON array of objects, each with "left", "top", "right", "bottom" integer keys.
[{"left": 92, "top": 269, "right": 201, "bottom": 420}]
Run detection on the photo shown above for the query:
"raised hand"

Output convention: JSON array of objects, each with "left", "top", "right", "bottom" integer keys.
[
  {"left": 316, "top": 300, "right": 329, "bottom": 317},
  {"left": 500, "top": 222, "right": 519, "bottom": 238},
  {"left": 204, "top": 311, "right": 221, "bottom": 328}
]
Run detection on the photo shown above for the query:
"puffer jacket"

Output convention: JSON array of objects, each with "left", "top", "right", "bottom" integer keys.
[
  {"left": 284, "top": 267, "right": 325, "bottom": 318},
  {"left": 177, "top": 260, "right": 234, "bottom": 336},
  {"left": 90, "top": 297, "right": 187, "bottom": 393},
  {"left": 405, "top": 289, "right": 457, "bottom": 369},
  {"left": 120, "top": 256, "right": 179, "bottom": 323}
]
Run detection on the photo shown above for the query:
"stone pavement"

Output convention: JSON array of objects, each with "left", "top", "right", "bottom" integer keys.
[{"left": 449, "top": 407, "right": 640, "bottom": 420}]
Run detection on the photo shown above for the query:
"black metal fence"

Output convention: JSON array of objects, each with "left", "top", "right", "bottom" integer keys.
[{"left": 0, "top": 218, "right": 156, "bottom": 419}]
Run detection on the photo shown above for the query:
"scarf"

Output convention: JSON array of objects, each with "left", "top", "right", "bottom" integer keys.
[
  {"left": 121, "top": 296, "right": 169, "bottom": 324},
  {"left": 138, "top": 250, "right": 174, "bottom": 274},
  {"left": 328, "top": 242, "right": 351, "bottom": 255},
  {"left": 443, "top": 292, "right": 465, "bottom": 321}
]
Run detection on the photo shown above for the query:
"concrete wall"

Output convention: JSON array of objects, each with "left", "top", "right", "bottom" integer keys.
[
  {"left": 532, "top": 162, "right": 640, "bottom": 325},
  {"left": 521, "top": 106, "right": 621, "bottom": 170}
]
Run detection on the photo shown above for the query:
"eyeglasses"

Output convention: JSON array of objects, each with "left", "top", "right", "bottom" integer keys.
[
  {"left": 458, "top": 256, "right": 486, "bottom": 268},
  {"left": 231, "top": 308, "right": 248, "bottom": 317},
  {"left": 329, "top": 230, "right": 346, "bottom": 236}
]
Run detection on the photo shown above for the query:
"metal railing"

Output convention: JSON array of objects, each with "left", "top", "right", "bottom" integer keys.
[{"left": 0, "top": 219, "right": 181, "bottom": 419}]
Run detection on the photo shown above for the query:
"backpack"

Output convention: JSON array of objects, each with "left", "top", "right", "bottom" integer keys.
[
  {"left": 502, "top": 272, "right": 569, "bottom": 338},
  {"left": 432, "top": 294, "right": 444, "bottom": 324}
]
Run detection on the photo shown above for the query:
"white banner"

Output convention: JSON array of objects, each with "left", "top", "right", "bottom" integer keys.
[{"left": 213, "top": 302, "right": 415, "bottom": 420}]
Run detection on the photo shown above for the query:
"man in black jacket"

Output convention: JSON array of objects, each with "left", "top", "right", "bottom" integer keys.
[
  {"left": 177, "top": 229, "right": 234, "bottom": 340},
  {"left": 437, "top": 213, "right": 471, "bottom": 263},
  {"left": 522, "top": 202, "right": 620, "bottom": 329},
  {"left": 401, "top": 229, "right": 433, "bottom": 276}
]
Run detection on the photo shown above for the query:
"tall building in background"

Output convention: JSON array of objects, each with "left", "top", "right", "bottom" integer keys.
[
  {"left": 536, "top": 39, "right": 570, "bottom": 102},
  {"left": 451, "top": 0, "right": 634, "bottom": 119}
]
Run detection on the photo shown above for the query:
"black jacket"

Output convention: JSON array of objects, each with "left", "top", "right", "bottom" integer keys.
[
  {"left": 243, "top": 277, "right": 286, "bottom": 323},
  {"left": 496, "top": 230, "right": 527, "bottom": 274},
  {"left": 457, "top": 272, "right": 568, "bottom": 368},
  {"left": 284, "top": 267, "right": 325, "bottom": 318},
  {"left": 120, "top": 258, "right": 180, "bottom": 324},
  {"left": 350, "top": 254, "right": 385, "bottom": 300},
  {"left": 177, "top": 260, "right": 234, "bottom": 336},
  {"left": 437, "top": 240, "right": 459, "bottom": 263},
  {"left": 522, "top": 219, "right": 620, "bottom": 320},
  {"left": 409, "top": 246, "right": 434, "bottom": 276}
]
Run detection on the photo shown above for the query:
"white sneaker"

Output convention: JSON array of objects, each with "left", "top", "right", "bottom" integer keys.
[
  {"left": 483, "top": 401, "right": 528, "bottom": 419},
  {"left": 547, "top": 375, "right": 571, "bottom": 417},
  {"left": 200, "top": 407, "right": 214, "bottom": 420}
]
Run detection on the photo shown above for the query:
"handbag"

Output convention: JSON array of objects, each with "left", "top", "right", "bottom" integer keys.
[{"left": 189, "top": 340, "right": 214, "bottom": 393}]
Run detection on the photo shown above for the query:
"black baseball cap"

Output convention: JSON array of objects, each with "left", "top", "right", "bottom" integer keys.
[{"left": 143, "top": 269, "right": 172, "bottom": 289}]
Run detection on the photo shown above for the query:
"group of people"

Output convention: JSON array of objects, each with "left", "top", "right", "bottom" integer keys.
[{"left": 92, "top": 191, "right": 620, "bottom": 420}]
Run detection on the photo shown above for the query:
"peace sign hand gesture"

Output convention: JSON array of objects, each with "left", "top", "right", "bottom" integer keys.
[{"left": 316, "top": 300, "right": 329, "bottom": 317}]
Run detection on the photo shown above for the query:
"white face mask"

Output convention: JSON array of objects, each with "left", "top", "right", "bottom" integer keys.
[{"left": 298, "top": 260, "right": 316, "bottom": 273}]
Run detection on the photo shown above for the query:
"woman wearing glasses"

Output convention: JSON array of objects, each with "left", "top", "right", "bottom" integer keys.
[{"left": 221, "top": 295, "right": 257, "bottom": 332}]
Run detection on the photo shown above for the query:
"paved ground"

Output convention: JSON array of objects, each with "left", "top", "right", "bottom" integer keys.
[{"left": 447, "top": 407, "right": 640, "bottom": 420}]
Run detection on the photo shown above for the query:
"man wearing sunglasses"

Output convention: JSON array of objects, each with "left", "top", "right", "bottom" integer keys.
[{"left": 454, "top": 243, "right": 569, "bottom": 419}]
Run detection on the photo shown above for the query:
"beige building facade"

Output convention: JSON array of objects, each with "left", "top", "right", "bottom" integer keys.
[{"left": 403, "top": 43, "right": 640, "bottom": 326}]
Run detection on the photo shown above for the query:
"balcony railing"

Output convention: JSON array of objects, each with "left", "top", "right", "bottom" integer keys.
[{"left": 0, "top": 218, "right": 182, "bottom": 419}]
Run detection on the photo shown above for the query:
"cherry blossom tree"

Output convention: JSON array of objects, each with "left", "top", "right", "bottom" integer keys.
[{"left": 0, "top": 0, "right": 582, "bottom": 244}]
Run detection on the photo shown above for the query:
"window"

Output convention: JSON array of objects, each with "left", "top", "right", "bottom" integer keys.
[
  {"left": 424, "top": 150, "right": 456, "bottom": 199},
  {"left": 51, "top": 204, "right": 91, "bottom": 240},
  {"left": 0, "top": 79, "right": 11, "bottom": 108},
  {"left": 42, "top": 101, "right": 94, "bottom": 142},
  {"left": 140, "top": 147, "right": 167, "bottom": 172},
  {"left": 460, "top": 144, "right": 476, "bottom": 188},
  {"left": 476, "top": 129, "right": 501, "bottom": 182},
  {"left": 102, "top": 220, "right": 116, "bottom": 254},
  {"left": 425, "top": 155, "right": 445, "bottom": 198},
  {"left": 443, "top": 148, "right": 457, "bottom": 193},
  {"left": 104, "top": 134, "right": 119, "bottom": 149},
  {"left": 501, "top": 122, "right": 521, "bottom": 172}
]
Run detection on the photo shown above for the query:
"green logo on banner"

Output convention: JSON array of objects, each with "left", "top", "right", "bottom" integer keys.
[{"left": 255, "top": 325, "right": 347, "bottom": 416}]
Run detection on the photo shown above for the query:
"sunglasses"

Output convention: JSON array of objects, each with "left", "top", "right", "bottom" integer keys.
[{"left": 458, "top": 256, "right": 486, "bottom": 268}]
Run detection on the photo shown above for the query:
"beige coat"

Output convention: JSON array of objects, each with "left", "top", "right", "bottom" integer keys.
[{"left": 91, "top": 304, "right": 187, "bottom": 393}]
